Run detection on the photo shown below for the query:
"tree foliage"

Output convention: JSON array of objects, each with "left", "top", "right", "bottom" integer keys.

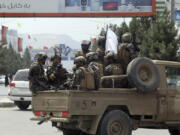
[
  {"left": 0, "top": 45, "right": 32, "bottom": 75},
  {"left": 23, "top": 48, "right": 32, "bottom": 68},
  {"left": 138, "top": 11, "right": 180, "bottom": 61},
  {"left": 100, "top": 10, "right": 180, "bottom": 61}
]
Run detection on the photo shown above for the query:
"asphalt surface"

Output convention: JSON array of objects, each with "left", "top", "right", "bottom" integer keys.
[
  {"left": 0, "top": 85, "right": 170, "bottom": 135},
  {"left": 0, "top": 84, "right": 9, "bottom": 97},
  {"left": 0, "top": 106, "right": 170, "bottom": 135},
  {"left": 0, "top": 107, "right": 61, "bottom": 135}
]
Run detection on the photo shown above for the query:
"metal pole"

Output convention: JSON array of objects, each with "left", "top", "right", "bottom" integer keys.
[{"left": 171, "top": 0, "right": 175, "bottom": 20}]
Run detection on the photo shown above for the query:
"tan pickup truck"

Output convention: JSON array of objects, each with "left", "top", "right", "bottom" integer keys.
[{"left": 31, "top": 58, "right": 180, "bottom": 135}]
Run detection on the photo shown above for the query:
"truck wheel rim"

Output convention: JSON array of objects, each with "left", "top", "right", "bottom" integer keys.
[
  {"left": 139, "top": 65, "right": 152, "bottom": 82},
  {"left": 109, "top": 121, "right": 122, "bottom": 135}
]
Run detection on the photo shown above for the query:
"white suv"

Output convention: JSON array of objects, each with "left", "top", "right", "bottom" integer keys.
[{"left": 9, "top": 69, "right": 31, "bottom": 110}]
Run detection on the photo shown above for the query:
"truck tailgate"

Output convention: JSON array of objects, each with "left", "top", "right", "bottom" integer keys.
[{"left": 32, "top": 91, "right": 69, "bottom": 112}]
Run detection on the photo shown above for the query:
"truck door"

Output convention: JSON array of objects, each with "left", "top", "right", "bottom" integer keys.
[
  {"left": 166, "top": 66, "right": 180, "bottom": 121},
  {"left": 156, "top": 65, "right": 168, "bottom": 122}
]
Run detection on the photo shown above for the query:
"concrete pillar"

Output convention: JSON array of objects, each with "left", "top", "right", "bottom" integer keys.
[{"left": 58, "top": 0, "right": 65, "bottom": 12}]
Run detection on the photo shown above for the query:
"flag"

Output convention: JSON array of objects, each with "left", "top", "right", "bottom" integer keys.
[
  {"left": 43, "top": 46, "right": 48, "bottom": 50},
  {"left": 105, "top": 28, "right": 118, "bottom": 54},
  {"left": 18, "top": 37, "right": 23, "bottom": 52},
  {"left": 28, "top": 45, "right": 33, "bottom": 50},
  {"left": 1, "top": 25, "right": 8, "bottom": 45}
]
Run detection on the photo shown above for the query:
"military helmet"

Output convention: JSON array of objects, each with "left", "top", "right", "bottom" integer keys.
[
  {"left": 50, "top": 55, "right": 61, "bottom": 61},
  {"left": 35, "top": 52, "right": 47, "bottom": 61},
  {"left": 74, "top": 56, "right": 86, "bottom": 65},
  {"left": 122, "top": 32, "right": 132, "bottom": 43},
  {"left": 81, "top": 40, "right": 91, "bottom": 46},
  {"left": 86, "top": 52, "right": 98, "bottom": 62}
]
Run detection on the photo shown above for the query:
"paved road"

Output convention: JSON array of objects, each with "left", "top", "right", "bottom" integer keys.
[
  {"left": 0, "top": 85, "right": 170, "bottom": 135},
  {"left": 0, "top": 84, "right": 9, "bottom": 97},
  {"left": 0, "top": 107, "right": 170, "bottom": 135},
  {"left": 0, "top": 107, "right": 61, "bottom": 135}
]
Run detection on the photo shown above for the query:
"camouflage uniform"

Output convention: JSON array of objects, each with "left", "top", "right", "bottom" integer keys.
[
  {"left": 72, "top": 67, "right": 85, "bottom": 89},
  {"left": 117, "top": 33, "right": 139, "bottom": 71},
  {"left": 75, "top": 50, "right": 91, "bottom": 58},
  {"left": 29, "top": 53, "right": 49, "bottom": 93},
  {"left": 86, "top": 52, "right": 104, "bottom": 89},
  {"left": 103, "top": 52, "right": 124, "bottom": 88},
  {"left": 104, "top": 63, "right": 124, "bottom": 76},
  {"left": 71, "top": 56, "right": 86, "bottom": 89},
  {"left": 71, "top": 56, "right": 95, "bottom": 90},
  {"left": 96, "top": 36, "right": 106, "bottom": 63},
  {"left": 75, "top": 40, "right": 91, "bottom": 58},
  {"left": 104, "top": 52, "right": 124, "bottom": 75},
  {"left": 46, "top": 56, "right": 68, "bottom": 89}
]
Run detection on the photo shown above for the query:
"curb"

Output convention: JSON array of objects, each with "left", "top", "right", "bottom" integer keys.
[{"left": 0, "top": 97, "right": 15, "bottom": 107}]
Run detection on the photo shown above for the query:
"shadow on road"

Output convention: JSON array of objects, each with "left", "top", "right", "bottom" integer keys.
[{"left": 13, "top": 107, "right": 32, "bottom": 112}]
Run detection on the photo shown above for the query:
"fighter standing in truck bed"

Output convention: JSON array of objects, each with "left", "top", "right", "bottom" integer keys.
[
  {"left": 46, "top": 55, "right": 68, "bottom": 90},
  {"left": 28, "top": 52, "right": 49, "bottom": 93}
]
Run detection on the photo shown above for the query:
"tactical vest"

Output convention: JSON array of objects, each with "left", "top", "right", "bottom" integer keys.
[
  {"left": 90, "top": 62, "right": 104, "bottom": 77},
  {"left": 79, "top": 67, "right": 95, "bottom": 90},
  {"left": 117, "top": 43, "right": 131, "bottom": 72},
  {"left": 76, "top": 50, "right": 90, "bottom": 58},
  {"left": 105, "top": 63, "right": 124, "bottom": 76},
  {"left": 117, "top": 43, "right": 131, "bottom": 64}
]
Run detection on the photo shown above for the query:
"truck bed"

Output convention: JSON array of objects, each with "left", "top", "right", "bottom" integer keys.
[{"left": 32, "top": 89, "right": 158, "bottom": 116}]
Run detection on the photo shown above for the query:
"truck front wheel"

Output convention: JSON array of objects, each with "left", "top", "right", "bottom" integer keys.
[
  {"left": 169, "top": 128, "right": 180, "bottom": 135},
  {"left": 97, "top": 110, "right": 132, "bottom": 135}
]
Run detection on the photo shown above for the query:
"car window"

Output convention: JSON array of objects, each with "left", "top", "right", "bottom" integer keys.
[
  {"left": 166, "top": 67, "right": 180, "bottom": 88},
  {"left": 14, "top": 70, "right": 29, "bottom": 81}
]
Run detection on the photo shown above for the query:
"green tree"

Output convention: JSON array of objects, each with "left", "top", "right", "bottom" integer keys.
[
  {"left": 0, "top": 46, "right": 8, "bottom": 74},
  {"left": 102, "top": 10, "right": 180, "bottom": 61},
  {"left": 22, "top": 48, "right": 32, "bottom": 68},
  {"left": 140, "top": 11, "right": 180, "bottom": 61},
  {"left": 114, "top": 22, "right": 129, "bottom": 42},
  {"left": 0, "top": 43, "right": 29, "bottom": 75}
]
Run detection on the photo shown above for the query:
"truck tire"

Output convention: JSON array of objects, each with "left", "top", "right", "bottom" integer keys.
[
  {"left": 97, "top": 110, "right": 132, "bottom": 135},
  {"left": 15, "top": 101, "right": 30, "bottom": 110},
  {"left": 127, "top": 57, "right": 160, "bottom": 92},
  {"left": 169, "top": 128, "right": 180, "bottom": 135}
]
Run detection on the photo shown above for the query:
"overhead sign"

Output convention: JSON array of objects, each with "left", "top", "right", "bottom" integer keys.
[
  {"left": 175, "top": 0, "right": 180, "bottom": 10},
  {"left": 0, "top": 0, "right": 156, "bottom": 17},
  {"left": 175, "top": 10, "right": 180, "bottom": 21}
]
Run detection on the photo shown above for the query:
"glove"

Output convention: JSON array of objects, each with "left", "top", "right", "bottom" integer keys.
[{"left": 50, "top": 73, "right": 56, "bottom": 80}]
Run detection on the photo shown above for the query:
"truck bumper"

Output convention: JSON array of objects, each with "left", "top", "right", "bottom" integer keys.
[{"left": 31, "top": 117, "right": 70, "bottom": 123}]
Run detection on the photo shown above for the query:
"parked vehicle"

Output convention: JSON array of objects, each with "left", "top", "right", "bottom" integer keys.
[
  {"left": 9, "top": 69, "right": 31, "bottom": 110},
  {"left": 0, "top": 75, "right": 5, "bottom": 84}
]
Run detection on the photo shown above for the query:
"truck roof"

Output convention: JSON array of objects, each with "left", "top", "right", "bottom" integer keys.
[{"left": 153, "top": 60, "right": 180, "bottom": 66}]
